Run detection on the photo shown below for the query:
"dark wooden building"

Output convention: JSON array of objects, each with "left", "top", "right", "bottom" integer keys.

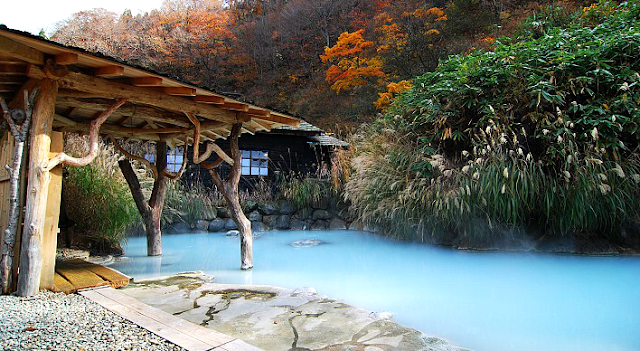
[{"left": 176, "top": 121, "right": 348, "bottom": 189}]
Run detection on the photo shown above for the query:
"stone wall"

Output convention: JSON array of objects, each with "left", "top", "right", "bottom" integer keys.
[{"left": 172, "top": 199, "right": 353, "bottom": 234}]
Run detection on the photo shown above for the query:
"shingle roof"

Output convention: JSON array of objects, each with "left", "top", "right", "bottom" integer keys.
[
  {"left": 309, "top": 134, "right": 350, "bottom": 148},
  {"left": 272, "top": 120, "right": 322, "bottom": 133}
]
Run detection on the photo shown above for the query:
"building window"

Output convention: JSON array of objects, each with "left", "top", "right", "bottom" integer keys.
[
  {"left": 166, "top": 147, "right": 184, "bottom": 173},
  {"left": 241, "top": 150, "right": 268, "bottom": 176},
  {"left": 145, "top": 147, "right": 183, "bottom": 173}
]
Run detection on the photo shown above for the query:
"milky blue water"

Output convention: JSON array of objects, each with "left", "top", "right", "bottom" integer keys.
[{"left": 111, "top": 230, "right": 640, "bottom": 351}]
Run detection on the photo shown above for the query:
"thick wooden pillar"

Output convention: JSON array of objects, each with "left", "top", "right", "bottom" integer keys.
[
  {"left": 16, "top": 79, "right": 58, "bottom": 297},
  {"left": 40, "top": 131, "right": 63, "bottom": 290}
]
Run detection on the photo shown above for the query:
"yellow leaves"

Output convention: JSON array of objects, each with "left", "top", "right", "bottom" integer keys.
[
  {"left": 426, "top": 29, "right": 441, "bottom": 36},
  {"left": 321, "top": 29, "right": 373, "bottom": 64},
  {"left": 374, "top": 80, "right": 413, "bottom": 110}
]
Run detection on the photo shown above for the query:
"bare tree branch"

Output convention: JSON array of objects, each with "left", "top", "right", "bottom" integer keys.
[
  {"left": 109, "top": 134, "right": 158, "bottom": 178},
  {"left": 45, "top": 99, "right": 126, "bottom": 171}
]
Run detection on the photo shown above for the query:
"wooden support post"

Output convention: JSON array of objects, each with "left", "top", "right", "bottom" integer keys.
[
  {"left": 16, "top": 79, "right": 58, "bottom": 297},
  {"left": 39, "top": 131, "right": 62, "bottom": 290}
]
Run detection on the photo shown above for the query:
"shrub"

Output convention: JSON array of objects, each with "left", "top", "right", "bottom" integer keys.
[
  {"left": 346, "top": 1, "right": 640, "bottom": 243},
  {"left": 162, "top": 180, "right": 218, "bottom": 228},
  {"left": 62, "top": 134, "right": 138, "bottom": 248}
]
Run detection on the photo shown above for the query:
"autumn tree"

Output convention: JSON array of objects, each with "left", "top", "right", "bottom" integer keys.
[{"left": 320, "top": 29, "right": 386, "bottom": 94}]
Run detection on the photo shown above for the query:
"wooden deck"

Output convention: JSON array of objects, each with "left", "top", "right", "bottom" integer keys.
[
  {"left": 52, "top": 259, "right": 131, "bottom": 294},
  {"left": 80, "top": 286, "right": 262, "bottom": 351}
]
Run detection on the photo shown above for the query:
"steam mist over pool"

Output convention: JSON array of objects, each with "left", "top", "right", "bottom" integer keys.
[{"left": 111, "top": 230, "right": 640, "bottom": 351}]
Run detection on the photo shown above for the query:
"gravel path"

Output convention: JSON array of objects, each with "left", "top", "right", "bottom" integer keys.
[{"left": 0, "top": 291, "right": 184, "bottom": 350}]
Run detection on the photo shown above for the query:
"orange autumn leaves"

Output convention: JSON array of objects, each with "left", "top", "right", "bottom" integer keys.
[
  {"left": 321, "top": 7, "right": 445, "bottom": 110},
  {"left": 320, "top": 29, "right": 386, "bottom": 94}
]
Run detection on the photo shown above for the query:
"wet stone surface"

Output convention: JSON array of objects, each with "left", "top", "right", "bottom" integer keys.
[{"left": 123, "top": 272, "right": 467, "bottom": 351}]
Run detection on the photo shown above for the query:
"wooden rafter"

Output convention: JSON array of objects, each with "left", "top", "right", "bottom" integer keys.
[
  {"left": 0, "top": 36, "right": 44, "bottom": 65},
  {"left": 27, "top": 65, "right": 242, "bottom": 124}
]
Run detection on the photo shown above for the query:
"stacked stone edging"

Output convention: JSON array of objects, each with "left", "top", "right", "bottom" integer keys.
[{"left": 186, "top": 199, "right": 352, "bottom": 233}]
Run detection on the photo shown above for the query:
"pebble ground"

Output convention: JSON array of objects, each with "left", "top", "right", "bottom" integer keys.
[{"left": 0, "top": 291, "right": 184, "bottom": 350}]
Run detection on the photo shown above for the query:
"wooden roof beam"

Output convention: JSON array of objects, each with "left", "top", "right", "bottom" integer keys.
[
  {"left": 250, "top": 113, "right": 300, "bottom": 127},
  {"left": 193, "top": 95, "right": 225, "bottom": 104},
  {"left": 27, "top": 65, "right": 241, "bottom": 124},
  {"left": 162, "top": 87, "right": 196, "bottom": 96},
  {"left": 95, "top": 66, "right": 125, "bottom": 77},
  {"left": 54, "top": 53, "right": 79, "bottom": 65},
  {"left": 130, "top": 77, "right": 163, "bottom": 87},
  {"left": 55, "top": 96, "right": 192, "bottom": 128},
  {"left": 221, "top": 102, "right": 249, "bottom": 112},
  {"left": 0, "top": 64, "right": 27, "bottom": 75},
  {"left": 0, "top": 36, "right": 44, "bottom": 65}
]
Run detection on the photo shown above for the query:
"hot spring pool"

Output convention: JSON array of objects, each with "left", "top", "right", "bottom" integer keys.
[{"left": 111, "top": 230, "right": 640, "bottom": 351}]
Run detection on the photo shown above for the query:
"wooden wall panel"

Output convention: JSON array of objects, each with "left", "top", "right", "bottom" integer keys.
[{"left": 40, "top": 131, "right": 63, "bottom": 290}]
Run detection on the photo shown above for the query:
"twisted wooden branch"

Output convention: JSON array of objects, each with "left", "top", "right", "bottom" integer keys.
[
  {"left": 162, "top": 133, "right": 189, "bottom": 180},
  {"left": 109, "top": 134, "right": 158, "bottom": 179},
  {"left": 185, "top": 112, "right": 234, "bottom": 166},
  {"left": 45, "top": 99, "right": 126, "bottom": 171}
]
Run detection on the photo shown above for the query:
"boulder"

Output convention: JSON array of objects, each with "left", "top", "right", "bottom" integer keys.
[
  {"left": 251, "top": 221, "right": 268, "bottom": 232},
  {"left": 312, "top": 209, "right": 332, "bottom": 221},
  {"left": 217, "top": 207, "right": 230, "bottom": 218},
  {"left": 244, "top": 200, "right": 258, "bottom": 212},
  {"left": 263, "top": 215, "right": 277, "bottom": 228},
  {"left": 294, "top": 207, "right": 313, "bottom": 220},
  {"left": 248, "top": 210, "right": 263, "bottom": 222},
  {"left": 311, "top": 197, "right": 329, "bottom": 210},
  {"left": 259, "top": 202, "right": 278, "bottom": 215},
  {"left": 290, "top": 220, "right": 309, "bottom": 230},
  {"left": 195, "top": 220, "right": 210, "bottom": 231},
  {"left": 275, "top": 215, "right": 291, "bottom": 229},
  {"left": 311, "top": 220, "right": 329, "bottom": 230},
  {"left": 328, "top": 218, "right": 347, "bottom": 230},
  {"left": 208, "top": 219, "right": 226, "bottom": 232},
  {"left": 225, "top": 219, "right": 238, "bottom": 230},
  {"left": 167, "top": 222, "right": 191, "bottom": 234},
  {"left": 278, "top": 200, "right": 297, "bottom": 215},
  {"left": 226, "top": 230, "right": 240, "bottom": 237}
]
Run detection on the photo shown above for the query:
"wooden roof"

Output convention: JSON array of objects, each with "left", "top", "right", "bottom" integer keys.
[{"left": 0, "top": 26, "right": 300, "bottom": 146}]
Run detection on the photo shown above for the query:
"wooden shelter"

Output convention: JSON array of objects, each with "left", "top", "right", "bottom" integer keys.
[{"left": 0, "top": 26, "right": 299, "bottom": 296}]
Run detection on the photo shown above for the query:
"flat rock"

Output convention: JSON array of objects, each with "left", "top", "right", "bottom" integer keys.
[
  {"left": 291, "top": 239, "right": 323, "bottom": 247},
  {"left": 123, "top": 274, "right": 466, "bottom": 351}
]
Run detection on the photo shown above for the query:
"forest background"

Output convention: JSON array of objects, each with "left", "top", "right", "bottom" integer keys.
[{"left": 48, "top": 0, "right": 580, "bottom": 132}]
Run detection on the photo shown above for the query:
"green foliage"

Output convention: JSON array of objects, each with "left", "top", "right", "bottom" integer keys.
[
  {"left": 278, "top": 174, "right": 328, "bottom": 208},
  {"left": 162, "top": 181, "right": 218, "bottom": 229},
  {"left": 347, "top": 1, "right": 640, "bottom": 243},
  {"left": 63, "top": 136, "right": 138, "bottom": 248}
]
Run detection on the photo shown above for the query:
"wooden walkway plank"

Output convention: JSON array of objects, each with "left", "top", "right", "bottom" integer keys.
[
  {"left": 52, "top": 272, "right": 76, "bottom": 294},
  {"left": 96, "top": 287, "right": 235, "bottom": 346},
  {"left": 80, "top": 287, "right": 262, "bottom": 351},
  {"left": 80, "top": 288, "right": 213, "bottom": 351},
  {"left": 52, "top": 259, "right": 131, "bottom": 293}
]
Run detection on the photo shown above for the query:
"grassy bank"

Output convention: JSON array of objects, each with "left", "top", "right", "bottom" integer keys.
[{"left": 345, "top": 0, "right": 640, "bottom": 247}]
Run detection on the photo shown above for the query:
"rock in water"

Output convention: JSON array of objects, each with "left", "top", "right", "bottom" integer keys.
[
  {"left": 291, "top": 239, "right": 322, "bottom": 247},
  {"left": 226, "top": 230, "right": 240, "bottom": 237}
]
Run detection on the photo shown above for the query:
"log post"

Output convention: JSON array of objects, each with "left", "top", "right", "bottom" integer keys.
[
  {"left": 16, "top": 79, "right": 58, "bottom": 297},
  {"left": 207, "top": 124, "right": 253, "bottom": 270},
  {"left": 40, "top": 131, "right": 63, "bottom": 290},
  {"left": 118, "top": 141, "right": 169, "bottom": 256}
]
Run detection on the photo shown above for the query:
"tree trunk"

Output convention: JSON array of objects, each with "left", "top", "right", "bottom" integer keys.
[
  {"left": 207, "top": 123, "right": 253, "bottom": 270},
  {"left": 145, "top": 207, "right": 162, "bottom": 256},
  {"left": 1, "top": 138, "right": 25, "bottom": 294},
  {"left": 17, "top": 79, "right": 58, "bottom": 297},
  {"left": 118, "top": 141, "right": 168, "bottom": 257}
]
